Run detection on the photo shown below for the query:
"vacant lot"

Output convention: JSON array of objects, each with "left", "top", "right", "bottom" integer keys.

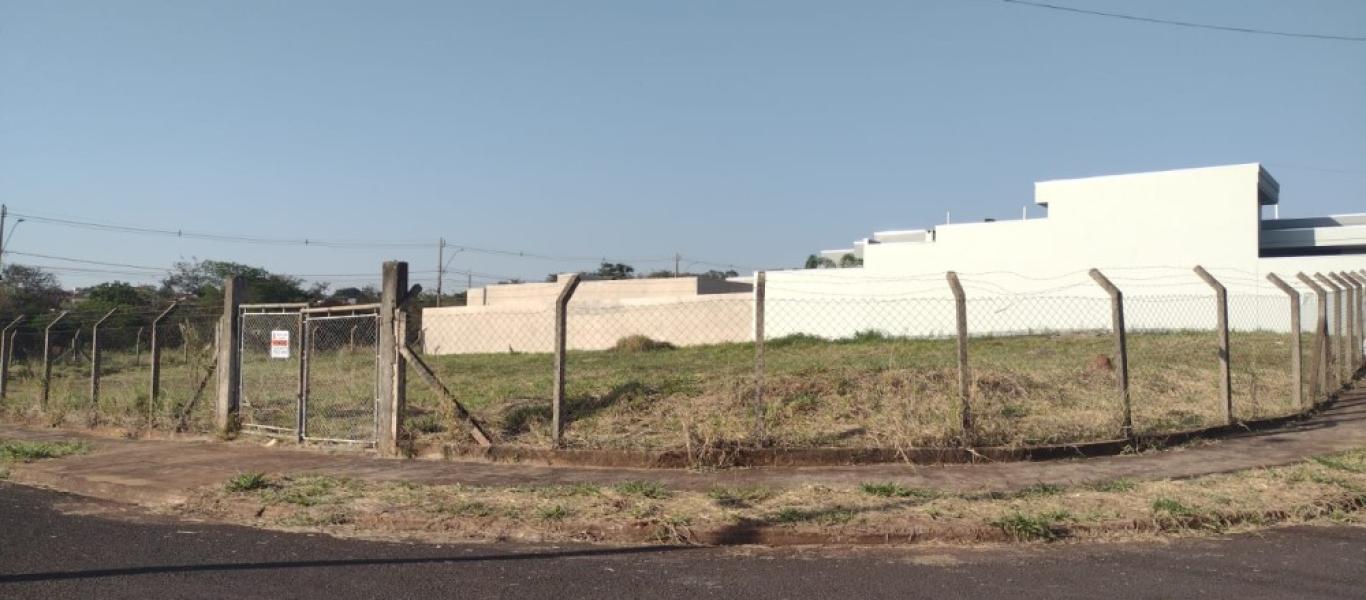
[
  {"left": 0, "top": 329, "right": 1306, "bottom": 453},
  {"left": 407, "top": 330, "right": 1302, "bottom": 451}
]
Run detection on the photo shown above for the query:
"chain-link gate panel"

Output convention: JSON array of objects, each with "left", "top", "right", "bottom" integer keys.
[
  {"left": 239, "top": 307, "right": 303, "bottom": 437},
  {"left": 302, "top": 311, "right": 380, "bottom": 444}
]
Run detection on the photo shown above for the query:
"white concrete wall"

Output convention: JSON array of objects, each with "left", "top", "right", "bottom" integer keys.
[{"left": 422, "top": 294, "right": 754, "bottom": 354}]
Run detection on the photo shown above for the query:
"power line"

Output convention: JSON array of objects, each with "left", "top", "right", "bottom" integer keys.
[
  {"left": 6, "top": 209, "right": 677, "bottom": 265},
  {"left": 1000, "top": 0, "right": 1366, "bottom": 42}
]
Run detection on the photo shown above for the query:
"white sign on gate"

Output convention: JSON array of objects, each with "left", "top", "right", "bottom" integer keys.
[{"left": 270, "top": 330, "right": 291, "bottom": 359}]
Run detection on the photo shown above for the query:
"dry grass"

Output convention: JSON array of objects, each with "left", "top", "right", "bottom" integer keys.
[
  {"left": 0, "top": 328, "right": 1308, "bottom": 453},
  {"left": 407, "top": 330, "right": 1302, "bottom": 451},
  {"left": 187, "top": 447, "right": 1366, "bottom": 545}
]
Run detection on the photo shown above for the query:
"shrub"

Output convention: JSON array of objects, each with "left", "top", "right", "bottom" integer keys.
[{"left": 612, "top": 335, "right": 675, "bottom": 353}]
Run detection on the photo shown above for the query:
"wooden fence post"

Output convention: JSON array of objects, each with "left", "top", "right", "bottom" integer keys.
[
  {"left": 1297, "top": 274, "right": 1330, "bottom": 403},
  {"left": 216, "top": 276, "right": 243, "bottom": 434},
  {"left": 41, "top": 311, "right": 69, "bottom": 410},
  {"left": 377, "top": 261, "right": 408, "bottom": 457},
  {"left": 946, "top": 271, "right": 972, "bottom": 444},
  {"left": 1266, "top": 274, "right": 1303, "bottom": 410},
  {"left": 552, "top": 273, "right": 582, "bottom": 447},
  {"left": 149, "top": 302, "right": 179, "bottom": 422},
  {"left": 0, "top": 315, "right": 24, "bottom": 401},
  {"left": 752, "top": 271, "right": 767, "bottom": 443},
  {"left": 1089, "top": 269, "right": 1131, "bottom": 439},
  {"left": 90, "top": 308, "right": 117, "bottom": 407},
  {"left": 1194, "top": 266, "right": 1233, "bottom": 424},
  {"left": 1315, "top": 274, "right": 1346, "bottom": 387}
]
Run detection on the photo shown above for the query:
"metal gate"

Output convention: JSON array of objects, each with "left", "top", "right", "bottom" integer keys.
[
  {"left": 299, "top": 305, "right": 381, "bottom": 445},
  {"left": 238, "top": 303, "right": 381, "bottom": 446}
]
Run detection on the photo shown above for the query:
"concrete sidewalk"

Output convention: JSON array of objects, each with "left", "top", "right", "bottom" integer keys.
[{"left": 4, "top": 384, "right": 1366, "bottom": 508}]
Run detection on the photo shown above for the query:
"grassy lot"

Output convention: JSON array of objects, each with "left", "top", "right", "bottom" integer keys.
[
  {"left": 407, "top": 329, "right": 1303, "bottom": 451},
  {"left": 0, "top": 346, "right": 217, "bottom": 432},
  {"left": 0, "top": 329, "right": 1308, "bottom": 452},
  {"left": 190, "top": 447, "right": 1366, "bottom": 545}
]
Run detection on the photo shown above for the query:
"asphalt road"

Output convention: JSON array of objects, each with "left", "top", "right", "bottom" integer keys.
[{"left": 2, "top": 482, "right": 1364, "bottom": 599}]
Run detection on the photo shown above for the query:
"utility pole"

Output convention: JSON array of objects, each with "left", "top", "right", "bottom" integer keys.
[
  {"left": 0, "top": 204, "right": 7, "bottom": 278},
  {"left": 674, "top": 253, "right": 680, "bottom": 277},
  {"left": 436, "top": 237, "right": 446, "bottom": 307}
]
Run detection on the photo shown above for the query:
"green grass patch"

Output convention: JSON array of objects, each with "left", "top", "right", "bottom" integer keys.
[
  {"left": 1151, "top": 497, "right": 1197, "bottom": 517},
  {"left": 859, "top": 482, "right": 940, "bottom": 500},
  {"left": 225, "top": 472, "right": 270, "bottom": 492},
  {"left": 707, "top": 485, "right": 774, "bottom": 508},
  {"left": 614, "top": 480, "right": 671, "bottom": 499},
  {"left": 0, "top": 439, "right": 89, "bottom": 461},
  {"left": 1088, "top": 478, "right": 1137, "bottom": 493},
  {"left": 538, "top": 505, "right": 569, "bottom": 521},
  {"left": 992, "top": 512, "right": 1066, "bottom": 541}
]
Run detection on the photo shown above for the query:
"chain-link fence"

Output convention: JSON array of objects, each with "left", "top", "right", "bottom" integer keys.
[
  {"left": 0, "top": 305, "right": 223, "bottom": 431},
  {"left": 410, "top": 269, "right": 1362, "bottom": 455}
]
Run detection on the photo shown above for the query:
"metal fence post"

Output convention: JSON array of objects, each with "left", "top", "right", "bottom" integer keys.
[
  {"left": 552, "top": 273, "right": 582, "bottom": 447},
  {"left": 377, "top": 261, "right": 408, "bottom": 457},
  {"left": 1297, "top": 274, "right": 1330, "bottom": 403},
  {"left": 1089, "top": 269, "right": 1131, "bottom": 439},
  {"left": 90, "top": 308, "right": 117, "bottom": 407},
  {"left": 1266, "top": 274, "right": 1303, "bottom": 410},
  {"left": 149, "top": 302, "right": 179, "bottom": 423},
  {"left": 0, "top": 316, "right": 24, "bottom": 401},
  {"left": 216, "top": 276, "right": 243, "bottom": 433},
  {"left": 41, "top": 311, "right": 69, "bottom": 410},
  {"left": 1194, "top": 266, "right": 1232, "bottom": 423},
  {"left": 1315, "top": 274, "right": 1345, "bottom": 387},
  {"left": 297, "top": 311, "right": 309, "bottom": 443},
  {"left": 752, "top": 271, "right": 767, "bottom": 443},
  {"left": 946, "top": 271, "right": 972, "bottom": 444}
]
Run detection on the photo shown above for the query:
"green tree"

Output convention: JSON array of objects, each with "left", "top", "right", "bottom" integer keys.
[
  {"left": 839, "top": 253, "right": 863, "bottom": 268},
  {"left": 0, "top": 264, "right": 66, "bottom": 318},
  {"left": 805, "top": 254, "right": 836, "bottom": 269},
  {"left": 161, "top": 259, "right": 323, "bottom": 308},
  {"left": 595, "top": 262, "right": 635, "bottom": 280}
]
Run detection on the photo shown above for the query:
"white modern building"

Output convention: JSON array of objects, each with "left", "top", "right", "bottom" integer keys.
[
  {"left": 422, "top": 163, "right": 1364, "bottom": 353},
  {"left": 769, "top": 163, "right": 1364, "bottom": 337}
]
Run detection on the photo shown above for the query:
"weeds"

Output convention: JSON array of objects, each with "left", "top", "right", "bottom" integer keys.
[
  {"left": 707, "top": 485, "right": 774, "bottom": 508},
  {"left": 859, "top": 482, "right": 939, "bottom": 500},
  {"left": 992, "top": 512, "right": 1065, "bottom": 541},
  {"left": 225, "top": 472, "right": 270, "bottom": 492},
  {"left": 538, "top": 505, "right": 569, "bottom": 521},
  {"left": 0, "top": 439, "right": 88, "bottom": 461},
  {"left": 614, "top": 480, "right": 671, "bottom": 499}
]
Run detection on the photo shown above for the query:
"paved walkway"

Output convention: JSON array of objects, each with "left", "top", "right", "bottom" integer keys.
[{"left": 4, "top": 383, "right": 1365, "bottom": 507}]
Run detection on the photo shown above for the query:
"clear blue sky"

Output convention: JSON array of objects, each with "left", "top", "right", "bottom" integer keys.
[{"left": 2, "top": 0, "right": 1364, "bottom": 291}]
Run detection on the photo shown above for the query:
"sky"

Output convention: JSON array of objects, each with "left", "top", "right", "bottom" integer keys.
[{"left": 2, "top": 0, "right": 1364, "bottom": 292}]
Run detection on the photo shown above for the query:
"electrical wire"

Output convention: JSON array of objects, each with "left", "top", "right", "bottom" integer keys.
[{"left": 1000, "top": 0, "right": 1366, "bottom": 42}]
